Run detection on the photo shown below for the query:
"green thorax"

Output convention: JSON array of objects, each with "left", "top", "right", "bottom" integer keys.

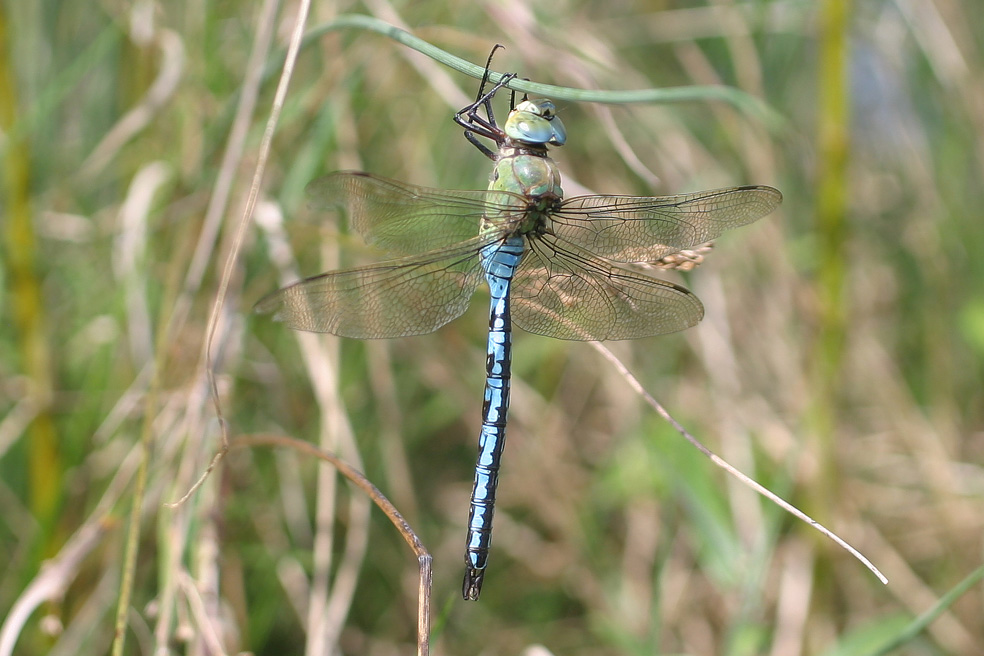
[
  {"left": 490, "top": 145, "right": 563, "bottom": 197},
  {"left": 486, "top": 145, "right": 564, "bottom": 235}
]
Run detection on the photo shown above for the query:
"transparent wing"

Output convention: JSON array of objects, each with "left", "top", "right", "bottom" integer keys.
[
  {"left": 307, "top": 171, "right": 528, "bottom": 255},
  {"left": 254, "top": 238, "right": 486, "bottom": 338},
  {"left": 511, "top": 237, "right": 704, "bottom": 341},
  {"left": 551, "top": 186, "right": 781, "bottom": 263}
]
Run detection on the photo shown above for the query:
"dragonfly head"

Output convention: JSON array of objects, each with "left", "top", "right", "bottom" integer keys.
[{"left": 504, "top": 99, "right": 567, "bottom": 147}]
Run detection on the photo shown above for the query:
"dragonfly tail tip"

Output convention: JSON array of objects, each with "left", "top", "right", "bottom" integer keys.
[{"left": 462, "top": 568, "right": 485, "bottom": 601}]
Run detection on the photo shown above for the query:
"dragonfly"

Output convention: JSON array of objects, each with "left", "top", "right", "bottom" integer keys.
[{"left": 256, "top": 68, "right": 782, "bottom": 601}]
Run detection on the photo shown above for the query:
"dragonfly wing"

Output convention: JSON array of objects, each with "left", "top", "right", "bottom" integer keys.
[
  {"left": 307, "top": 172, "right": 527, "bottom": 255},
  {"left": 511, "top": 237, "right": 704, "bottom": 341},
  {"left": 551, "top": 186, "right": 781, "bottom": 263},
  {"left": 255, "top": 238, "right": 485, "bottom": 338}
]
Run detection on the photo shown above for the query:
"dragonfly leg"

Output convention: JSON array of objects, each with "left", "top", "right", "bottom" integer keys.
[
  {"left": 473, "top": 44, "right": 504, "bottom": 104},
  {"left": 463, "top": 130, "right": 497, "bottom": 160},
  {"left": 453, "top": 72, "right": 519, "bottom": 153},
  {"left": 476, "top": 73, "right": 518, "bottom": 132},
  {"left": 453, "top": 110, "right": 502, "bottom": 146}
]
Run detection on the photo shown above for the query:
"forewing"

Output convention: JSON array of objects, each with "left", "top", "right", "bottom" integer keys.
[
  {"left": 254, "top": 238, "right": 485, "bottom": 338},
  {"left": 307, "top": 171, "right": 527, "bottom": 255},
  {"left": 511, "top": 238, "right": 704, "bottom": 341},
  {"left": 552, "top": 186, "right": 781, "bottom": 263}
]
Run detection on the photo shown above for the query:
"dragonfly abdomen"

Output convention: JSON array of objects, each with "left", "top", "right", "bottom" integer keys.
[{"left": 464, "top": 236, "right": 523, "bottom": 600}]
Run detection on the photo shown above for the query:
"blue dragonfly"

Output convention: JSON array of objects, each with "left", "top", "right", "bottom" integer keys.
[{"left": 256, "top": 71, "right": 782, "bottom": 600}]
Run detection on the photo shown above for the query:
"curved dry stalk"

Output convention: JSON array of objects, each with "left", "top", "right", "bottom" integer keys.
[
  {"left": 589, "top": 341, "right": 888, "bottom": 585},
  {"left": 234, "top": 434, "right": 432, "bottom": 656}
]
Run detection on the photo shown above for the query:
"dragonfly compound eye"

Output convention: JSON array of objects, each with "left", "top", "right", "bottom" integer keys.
[{"left": 505, "top": 99, "right": 567, "bottom": 147}]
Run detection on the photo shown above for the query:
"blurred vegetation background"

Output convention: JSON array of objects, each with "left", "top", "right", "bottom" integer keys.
[{"left": 2, "top": 0, "right": 983, "bottom": 654}]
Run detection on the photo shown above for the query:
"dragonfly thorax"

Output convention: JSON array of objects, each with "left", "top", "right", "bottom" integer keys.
[
  {"left": 489, "top": 146, "right": 564, "bottom": 236},
  {"left": 491, "top": 146, "right": 564, "bottom": 197}
]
